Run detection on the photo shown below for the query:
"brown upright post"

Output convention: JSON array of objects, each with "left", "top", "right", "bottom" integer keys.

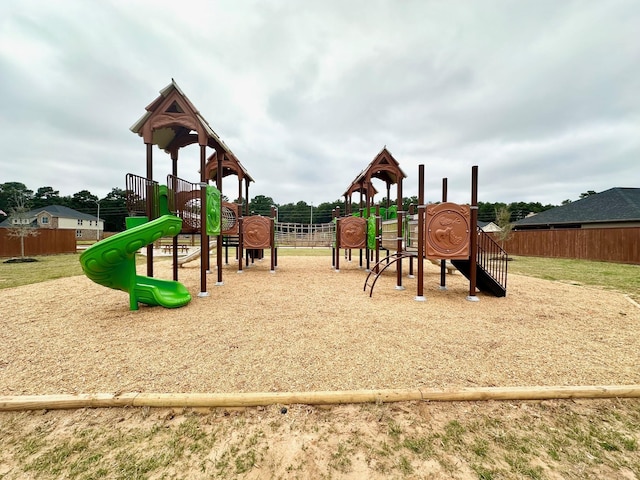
[
  {"left": 331, "top": 206, "right": 340, "bottom": 270},
  {"left": 271, "top": 206, "right": 278, "bottom": 270},
  {"left": 332, "top": 208, "right": 338, "bottom": 268},
  {"left": 216, "top": 151, "right": 224, "bottom": 285},
  {"left": 396, "top": 180, "right": 404, "bottom": 290},
  {"left": 358, "top": 190, "right": 364, "bottom": 267},
  {"left": 364, "top": 186, "right": 370, "bottom": 271},
  {"left": 270, "top": 217, "right": 275, "bottom": 273},
  {"left": 374, "top": 204, "right": 380, "bottom": 273},
  {"left": 415, "top": 165, "right": 425, "bottom": 301},
  {"left": 408, "top": 204, "right": 414, "bottom": 278},
  {"left": 199, "top": 144, "right": 209, "bottom": 296},
  {"left": 335, "top": 218, "right": 341, "bottom": 272},
  {"left": 145, "top": 142, "right": 153, "bottom": 278},
  {"left": 244, "top": 182, "right": 250, "bottom": 215},
  {"left": 440, "top": 178, "right": 448, "bottom": 289},
  {"left": 237, "top": 217, "right": 244, "bottom": 273},
  {"left": 171, "top": 149, "right": 179, "bottom": 282},
  {"left": 468, "top": 166, "right": 479, "bottom": 302}
]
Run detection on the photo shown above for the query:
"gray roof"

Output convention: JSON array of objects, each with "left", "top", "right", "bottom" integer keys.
[
  {"left": 513, "top": 188, "right": 640, "bottom": 227},
  {"left": 0, "top": 205, "right": 99, "bottom": 227}
]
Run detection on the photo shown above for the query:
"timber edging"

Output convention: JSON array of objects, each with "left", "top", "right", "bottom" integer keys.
[{"left": 2, "top": 385, "right": 640, "bottom": 411}]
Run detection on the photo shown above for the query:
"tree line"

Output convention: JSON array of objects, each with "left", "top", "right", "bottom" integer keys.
[{"left": 1, "top": 181, "right": 561, "bottom": 233}]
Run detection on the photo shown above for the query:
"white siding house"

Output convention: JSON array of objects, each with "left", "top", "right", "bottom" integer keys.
[{"left": 1, "top": 205, "right": 104, "bottom": 239}]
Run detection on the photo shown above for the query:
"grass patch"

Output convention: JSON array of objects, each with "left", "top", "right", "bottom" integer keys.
[
  {"left": 2, "top": 400, "right": 640, "bottom": 479},
  {"left": 508, "top": 256, "right": 640, "bottom": 296},
  {"left": 0, "top": 254, "right": 84, "bottom": 289},
  {"left": 0, "top": 253, "right": 159, "bottom": 289}
]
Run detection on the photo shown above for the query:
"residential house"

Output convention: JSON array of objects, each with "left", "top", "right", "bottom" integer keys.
[
  {"left": 0, "top": 205, "right": 103, "bottom": 239},
  {"left": 512, "top": 187, "right": 640, "bottom": 230}
]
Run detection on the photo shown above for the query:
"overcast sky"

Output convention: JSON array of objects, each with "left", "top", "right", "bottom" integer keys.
[{"left": 1, "top": 0, "right": 638, "bottom": 207}]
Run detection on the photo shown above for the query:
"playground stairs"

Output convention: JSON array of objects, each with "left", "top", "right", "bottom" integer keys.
[{"left": 451, "top": 228, "right": 508, "bottom": 297}]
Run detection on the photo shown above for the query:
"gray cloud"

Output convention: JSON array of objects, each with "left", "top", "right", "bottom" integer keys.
[{"left": 0, "top": 0, "right": 638, "bottom": 208}]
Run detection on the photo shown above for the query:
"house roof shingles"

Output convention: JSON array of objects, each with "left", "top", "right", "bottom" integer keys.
[{"left": 514, "top": 188, "right": 640, "bottom": 227}]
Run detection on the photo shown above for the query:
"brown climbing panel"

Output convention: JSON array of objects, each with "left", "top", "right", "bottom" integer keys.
[
  {"left": 242, "top": 216, "right": 272, "bottom": 249},
  {"left": 426, "top": 202, "right": 471, "bottom": 259},
  {"left": 338, "top": 216, "right": 367, "bottom": 249}
]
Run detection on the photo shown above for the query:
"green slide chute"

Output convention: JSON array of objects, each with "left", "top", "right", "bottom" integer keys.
[{"left": 80, "top": 215, "right": 191, "bottom": 311}]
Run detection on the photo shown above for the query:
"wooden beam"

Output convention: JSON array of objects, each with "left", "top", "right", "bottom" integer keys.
[{"left": 2, "top": 386, "right": 639, "bottom": 411}]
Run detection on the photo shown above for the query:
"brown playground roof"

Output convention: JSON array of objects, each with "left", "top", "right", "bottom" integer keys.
[
  {"left": 344, "top": 178, "right": 378, "bottom": 200},
  {"left": 344, "top": 146, "right": 406, "bottom": 199},
  {"left": 130, "top": 78, "right": 232, "bottom": 155},
  {"left": 205, "top": 150, "right": 254, "bottom": 184}
]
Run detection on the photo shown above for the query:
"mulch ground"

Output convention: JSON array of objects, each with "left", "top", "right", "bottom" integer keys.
[{"left": 1, "top": 255, "right": 639, "bottom": 396}]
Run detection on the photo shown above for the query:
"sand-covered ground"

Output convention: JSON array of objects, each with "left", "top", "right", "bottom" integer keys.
[{"left": 2, "top": 254, "right": 639, "bottom": 397}]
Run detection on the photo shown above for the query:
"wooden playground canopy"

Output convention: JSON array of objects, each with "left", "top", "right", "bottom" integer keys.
[
  {"left": 205, "top": 150, "right": 254, "bottom": 216},
  {"left": 340, "top": 147, "right": 408, "bottom": 291},
  {"left": 343, "top": 146, "right": 407, "bottom": 213},
  {"left": 129, "top": 79, "right": 254, "bottom": 295}
]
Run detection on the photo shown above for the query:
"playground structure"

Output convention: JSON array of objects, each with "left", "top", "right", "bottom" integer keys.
[
  {"left": 80, "top": 80, "right": 505, "bottom": 309},
  {"left": 334, "top": 149, "right": 508, "bottom": 300},
  {"left": 370, "top": 164, "right": 507, "bottom": 300},
  {"left": 335, "top": 147, "right": 406, "bottom": 280},
  {"left": 133, "top": 81, "right": 280, "bottom": 285},
  {"left": 81, "top": 80, "right": 280, "bottom": 309}
]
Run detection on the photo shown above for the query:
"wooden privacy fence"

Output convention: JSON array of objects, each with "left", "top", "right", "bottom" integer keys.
[
  {"left": 500, "top": 227, "right": 640, "bottom": 264},
  {"left": 0, "top": 229, "right": 77, "bottom": 257}
]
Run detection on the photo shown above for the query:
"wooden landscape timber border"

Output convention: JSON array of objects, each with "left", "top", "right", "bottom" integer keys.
[{"left": 2, "top": 385, "right": 640, "bottom": 412}]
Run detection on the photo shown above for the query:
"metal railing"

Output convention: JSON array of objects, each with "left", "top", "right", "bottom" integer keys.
[
  {"left": 476, "top": 227, "right": 508, "bottom": 292},
  {"left": 125, "top": 173, "right": 159, "bottom": 219},
  {"left": 167, "top": 175, "right": 200, "bottom": 233}
]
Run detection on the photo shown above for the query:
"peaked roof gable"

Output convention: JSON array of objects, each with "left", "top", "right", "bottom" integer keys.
[
  {"left": 130, "top": 79, "right": 230, "bottom": 153},
  {"left": 345, "top": 146, "right": 406, "bottom": 198},
  {"left": 360, "top": 146, "right": 407, "bottom": 185},
  {"left": 205, "top": 151, "right": 254, "bottom": 183},
  {"left": 34, "top": 205, "right": 100, "bottom": 221},
  {"left": 514, "top": 188, "right": 640, "bottom": 227}
]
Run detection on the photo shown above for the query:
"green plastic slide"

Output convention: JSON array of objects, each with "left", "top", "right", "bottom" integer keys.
[{"left": 80, "top": 215, "right": 191, "bottom": 310}]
